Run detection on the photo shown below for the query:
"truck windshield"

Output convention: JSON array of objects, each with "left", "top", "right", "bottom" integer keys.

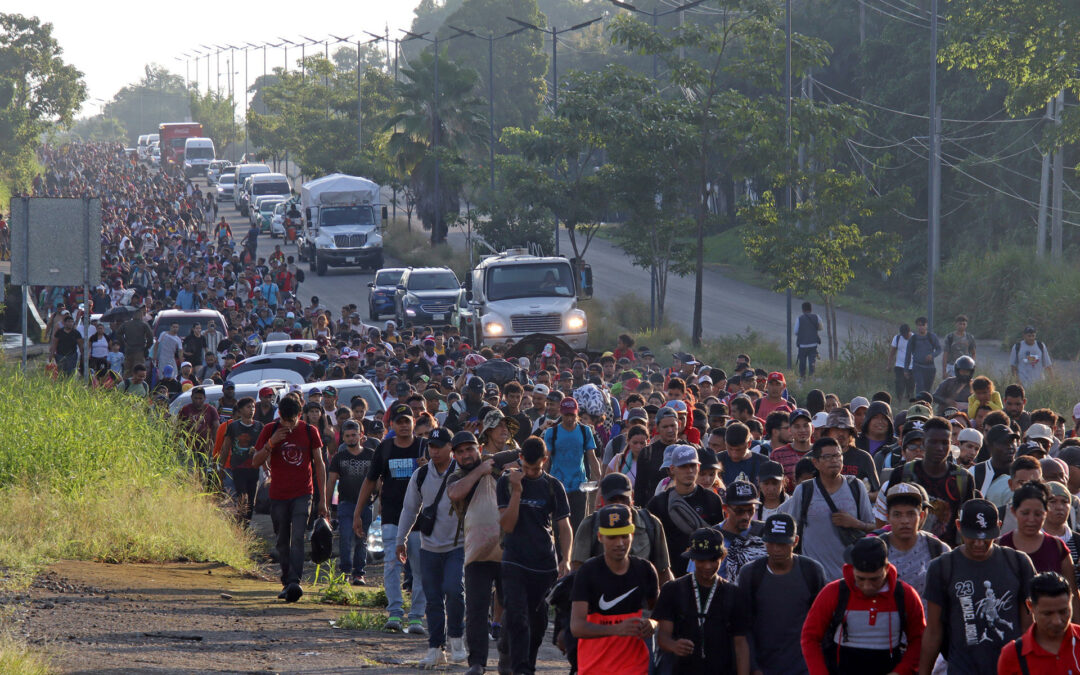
[
  {"left": 487, "top": 262, "right": 575, "bottom": 301},
  {"left": 187, "top": 147, "right": 214, "bottom": 159},
  {"left": 253, "top": 182, "right": 290, "bottom": 196},
  {"left": 321, "top": 205, "right": 375, "bottom": 227},
  {"left": 170, "top": 139, "right": 185, "bottom": 149},
  {"left": 408, "top": 271, "right": 459, "bottom": 291}
]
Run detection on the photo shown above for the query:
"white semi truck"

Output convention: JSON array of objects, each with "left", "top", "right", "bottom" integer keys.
[
  {"left": 465, "top": 249, "right": 593, "bottom": 350},
  {"left": 298, "top": 173, "right": 386, "bottom": 276}
]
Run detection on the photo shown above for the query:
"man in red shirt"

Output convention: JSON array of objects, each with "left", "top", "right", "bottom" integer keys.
[
  {"left": 178, "top": 386, "right": 219, "bottom": 474},
  {"left": 253, "top": 394, "right": 329, "bottom": 602},
  {"left": 755, "top": 372, "right": 794, "bottom": 419},
  {"left": 997, "top": 571, "right": 1080, "bottom": 675}
]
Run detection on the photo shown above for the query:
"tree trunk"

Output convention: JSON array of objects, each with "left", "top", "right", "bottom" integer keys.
[
  {"left": 692, "top": 162, "right": 707, "bottom": 347},
  {"left": 829, "top": 300, "right": 839, "bottom": 361}
]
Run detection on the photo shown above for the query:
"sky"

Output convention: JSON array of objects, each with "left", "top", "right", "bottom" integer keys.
[{"left": 8, "top": 0, "right": 421, "bottom": 116}]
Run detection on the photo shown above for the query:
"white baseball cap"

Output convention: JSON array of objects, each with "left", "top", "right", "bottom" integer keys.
[
  {"left": 1026, "top": 423, "right": 1054, "bottom": 442},
  {"left": 532, "top": 384, "right": 550, "bottom": 396},
  {"left": 957, "top": 428, "right": 983, "bottom": 446}
]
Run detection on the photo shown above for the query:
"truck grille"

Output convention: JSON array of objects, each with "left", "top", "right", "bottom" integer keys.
[
  {"left": 334, "top": 234, "right": 367, "bottom": 248},
  {"left": 420, "top": 301, "right": 456, "bottom": 314},
  {"left": 511, "top": 314, "right": 562, "bottom": 333}
]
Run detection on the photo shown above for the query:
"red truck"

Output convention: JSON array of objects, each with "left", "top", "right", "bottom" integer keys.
[{"left": 157, "top": 122, "right": 203, "bottom": 166}]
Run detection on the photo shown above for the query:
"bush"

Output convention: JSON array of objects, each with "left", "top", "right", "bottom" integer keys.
[
  {"left": 0, "top": 368, "right": 253, "bottom": 582},
  {"left": 937, "top": 247, "right": 1080, "bottom": 358},
  {"left": 382, "top": 218, "right": 471, "bottom": 280}
]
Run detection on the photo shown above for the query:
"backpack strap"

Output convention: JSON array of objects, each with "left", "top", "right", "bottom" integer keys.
[
  {"left": 893, "top": 580, "right": 908, "bottom": 650},
  {"left": 1014, "top": 637, "right": 1030, "bottom": 675},
  {"left": 797, "top": 482, "right": 814, "bottom": 553},
  {"left": 415, "top": 463, "right": 430, "bottom": 495},
  {"left": 826, "top": 582, "right": 851, "bottom": 645}
]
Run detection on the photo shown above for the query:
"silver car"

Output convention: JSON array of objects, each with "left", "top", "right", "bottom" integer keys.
[{"left": 216, "top": 173, "right": 236, "bottom": 202}]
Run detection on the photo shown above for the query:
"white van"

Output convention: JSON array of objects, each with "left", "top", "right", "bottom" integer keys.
[
  {"left": 232, "top": 163, "right": 272, "bottom": 214},
  {"left": 137, "top": 134, "right": 149, "bottom": 159},
  {"left": 183, "top": 137, "right": 216, "bottom": 178},
  {"left": 249, "top": 173, "right": 291, "bottom": 202}
]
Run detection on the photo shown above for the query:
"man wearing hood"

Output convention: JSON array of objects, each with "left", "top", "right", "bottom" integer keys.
[
  {"left": 932, "top": 356, "right": 975, "bottom": 415},
  {"left": 801, "top": 537, "right": 925, "bottom": 674},
  {"left": 856, "top": 401, "right": 896, "bottom": 458},
  {"left": 445, "top": 377, "right": 487, "bottom": 434}
]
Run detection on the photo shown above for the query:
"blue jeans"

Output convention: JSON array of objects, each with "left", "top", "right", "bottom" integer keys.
[
  {"left": 420, "top": 547, "right": 465, "bottom": 649},
  {"left": 270, "top": 494, "right": 310, "bottom": 587},
  {"left": 337, "top": 501, "right": 371, "bottom": 577},
  {"left": 381, "top": 522, "right": 426, "bottom": 621}
]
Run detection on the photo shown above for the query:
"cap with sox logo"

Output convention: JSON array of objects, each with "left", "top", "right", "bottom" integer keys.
[{"left": 958, "top": 498, "right": 1000, "bottom": 540}]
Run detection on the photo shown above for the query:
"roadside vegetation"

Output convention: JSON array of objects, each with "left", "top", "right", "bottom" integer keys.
[
  {"left": 0, "top": 367, "right": 253, "bottom": 586},
  {"left": 382, "top": 217, "right": 471, "bottom": 279}
]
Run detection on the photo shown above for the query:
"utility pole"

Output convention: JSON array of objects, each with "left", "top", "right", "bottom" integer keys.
[
  {"left": 926, "top": 0, "right": 941, "bottom": 330},
  {"left": 1037, "top": 98, "right": 1052, "bottom": 258},
  {"left": 785, "top": 0, "right": 793, "bottom": 369},
  {"left": 1052, "top": 89, "right": 1064, "bottom": 261}
]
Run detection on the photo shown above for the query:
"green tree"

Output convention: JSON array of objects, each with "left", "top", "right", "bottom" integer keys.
[
  {"left": 741, "top": 171, "right": 902, "bottom": 359},
  {"left": 69, "top": 115, "right": 127, "bottom": 143},
  {"left": 386, "top": 49, "right": 488, "bottom": 243},
  {"left": 102, "top": 65, "right": 188, "bottom": 145},
  {"left": 188, "top": 91, "right": 242, "bottom": 159},
  {"left": 0, "top": 13, "right": 85, "bottom": 189},
  {"left": 442, "top": 0, "right": 548, "bottom": 133}
]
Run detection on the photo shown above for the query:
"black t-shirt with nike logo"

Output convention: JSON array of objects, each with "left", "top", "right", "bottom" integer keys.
[{"left": 570, "top": 555, "right": 658, "bottom": 673}]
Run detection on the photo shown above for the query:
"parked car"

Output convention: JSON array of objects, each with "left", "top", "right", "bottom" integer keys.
[
  {"left": 216, "top": 172, "right": 236, "bottom": 202},
  {"left": 297, "top": 378, "right": 385, "bottom": 419},
  {"left": 270, "top": 202, "right": 287, "bottom": 238},
  {"left": 207, "top": 160, "right": 232, "bottom": 185},
  {"left": 225, "top": 353, "right": 318, "bottom": 385},
  {"left": 253, "top": 197, "right": 285, "bottom": 232},
  {"left": 151, "top": 309, "right": 228, "bottom": 338},
  {"left": 258, "top": 339, "right": 318, "bottom": 355},
  {"left": 168, "top": 379, "right": 290, "bottom": 417},
  {"left": 368, "top": 267, "right": 406, "bottom": 320},
  {"left": 394, "top": 267, "right": 464, "bottom": 328}
]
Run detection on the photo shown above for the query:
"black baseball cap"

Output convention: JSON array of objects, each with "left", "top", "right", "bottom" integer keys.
[
  {"left": 596, "top": 504, "right": 635, "bottom": 536},
  {"left": 725, "top": 480, "right": 761, "bottom": 506},
  {"left": 600, "top": 472, "right": 634, "bottom": 501},
  {"left": 708, "top": 403, "right": 729, "bottom": 418},
  {"left": 396, "top": 381, "right": 411, "bottom": 396},
  {"left": 758, "top": 460, "right": 784, "bottom": 482},
  {"left": 440, "top": 376, "right": 455, "bottom": 389},
  {"left": 626, "top": 408, "right": 648, "bottom": 422},
  {"left": 762, "top": 513, "right": 797, "bottom": 544},
  {"left": 465, "top": 377, "right": 485, "bottom": 392},
  {"left": 429, "top": 428, "right": 453, "bottom": 447},
  {"left": 451, "top": 431, "right": 478, "bottom": 449},
  {"left": 958, "top": 498, "right": 1000, "bottom": 540},
  {"left": 363, "top": 418, "right": 384, "bottom": 434},
  {"left": 390, "top": 404, "right": 413, "bottom": 422},
  {"left": 682, "top": 528, "right": 726, "bottom": 561},
  {"left": 986, "top": 423, "right": 1020, "bottom": 446},
  {"left": 846, "top": 537, "right": 888, "bottom": 572},
  {"left": 697, "top": 448, "right": 721, "bottom": 470},
  {"left": 789, "top": 408, "right": 812, "bottom": 424}
]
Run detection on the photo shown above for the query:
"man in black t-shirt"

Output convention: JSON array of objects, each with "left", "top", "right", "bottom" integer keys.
[
  {"left": 496, "top": 437, "right": 572, "bottom": 675},
  {"left": 354, "top": 404, "right": 429, "bottom": 633},
  {"left": 570, "top": 504, "right": 659, "bottom": 675},
  {"left": 647, "top": 445, "right": 725, "bottom": 576},
  {"left": 653, "top": 528, "right": 750, "bottom": 674},
  {"left": 328, "top": 420, "right": 373, "bottom": 585}
]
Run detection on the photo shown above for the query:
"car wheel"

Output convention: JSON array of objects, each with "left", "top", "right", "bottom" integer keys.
[
  {"left": 308, "top": 251, "right": 316, "bottom": 271},
  {"left": 316, "top": 256, "right": 328, "bottom": 277}
]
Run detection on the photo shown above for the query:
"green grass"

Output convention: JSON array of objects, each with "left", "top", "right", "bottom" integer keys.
[
  {"left": 0, "top": 635, "right": 49, "bottom": 675},
  {"left": 331, "top": 609, "right": 388, "bottom": 631},
  {"left": 0, "top": 367, "right": 254, "bottom": 584},
  {"left": 383, "top": 217, "right": 472, "bottom": 280}
]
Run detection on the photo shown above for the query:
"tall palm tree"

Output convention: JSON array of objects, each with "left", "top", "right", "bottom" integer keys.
[{"left": 386, "top": 48, "right": 488, "bottom": 243}]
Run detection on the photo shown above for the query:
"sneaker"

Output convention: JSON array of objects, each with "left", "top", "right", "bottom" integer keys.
[
  {"left": 448, "top": 637, "right": 467, "bottom": 663},
  {"left": 407, "top": 619, "right": 428, "bottom": 636},
  {"left": 418, "top": 647, "right": 446, "bottom": 669},
  {"left": 277, "top": 588, "right": 288, "bottom": 600},
  {"left": 284, "top": 583, "right": 303, "bottom": 603},
  {"left": 350, "top": 575, "right": 366, "bottom": 586},
  {"left": 465, "top": 666, "right": 484, "bottom": 675},
  {"left": 383, "top": 617, "right": 404, "bottom": 633},
  {"left": 489, "top": 621, "right": 501, "bottom": 642}
]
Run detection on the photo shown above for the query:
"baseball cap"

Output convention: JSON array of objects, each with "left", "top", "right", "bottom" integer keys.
[
  {"left": 906, "top": 404, "right": 932, "bottom": 422},
  {"left": 626, "top": 408, "right": 648, "bottom": 422},
  {"left": 958, "top": 498, "right": 1000, "bottom": 540},
  {"left": 559, "top": 398, "right": 579, "bottom": 414},
  {"left": 558, "top": 370, "right": 573, "bottom": 381},
  {"left": 1048, "top": 481, "right": 1071, "bottom": 500},
  {"left": 708, "top": 403, "right": 729, "bottom": 418},
  {"left": 812, "top": 411, "right": 829, "bottom": 428},
  {"left": 697, "top": 448, "right": 721, "bottom": 470},
  {"left": 849, "top": 396, "right": 870, "bottom": 412},
  {"left": 902, "top": 428, "right": 925, "bottom": 448},
  {"left": 308, "top": 387, "right": 322, "bottom": 396},
  {"left": 957, "top": 428, "right": 983, "bottom": 446},
  {"left": 465, "top": 377, "right": 485, "bottom": 392},
  {"left": 423, "top": 388, "right": 444, "bottom": 402},
  {"left": 885, "top": 482, "right": 929, "bottom": 508},
  {"left": 698, "top": 375, "right": 713, "bottom": 384},
  {"left": 683, "top": 528, "right": 726, "bottom": 560},
  {"left": 390, "top": 404, "right": 413, "bottom": 422},
  {"left": 665, "top": 400, "right": 687, "bottom": 413},
  {"left": 789, "top": 408, "right": 812, "bottom": 424},
  {"left": 1024, "top": 325, "right": 1037, "bottom": 334},
  {"left": 846, "top": 537, "right": 888, "bottom": 572},
  {"left": 670, "top": 444, "right": 699, "bottom": 467},
  {"left": 1025, "top": 423, "right": 1054, "bottom": 442},
  {"left": 758, "top": 460, "right": 784, "bottom": 482},
  {"left": 322, "top": 385, "right": 337, "bottom": 397},
  {"left": 1017, "top": 440, "right": 1045, "bottom": 458},
  {"left": 533, "top": 384, "right": 550, "bottom": 396},
  {"left": 363, "top": 418, "right": 384, "bottom": 435},
  {"left": 596, "top": 504, "right": 636, "bottom": 536},
  {"left": 600, "top": 472, "right": 633, "bottom": 501},
  {"left": 180, "top": 361, "right": 192, "bottom": 369},
  {"left": 222, "top": 382, "right": 236, "bottom": 391},
  {"left": 395, "top": 381, "right": 411, "bottom": 396},
  {"left": 429, "top": 428, "right": 453, "bottom": 446},
  {"left": 762, "top": 513, "right": 798, "bottom": 544},
  {"left": 162, "top": 365, "right": 175, "bottom": 378},
  {"left": 655, "top": 407, "right": 678, "bottom": 423},
  {"left": 767, "top": 371, "right": 785, "bottom": 384},
  {"left": 825, "top": 408, "right": 855, "bottom": 430},
  {"left": 440, "top": 376, "right": 455, "bottom": 389},
  {"left": 724, "top": 480, "right": 761, "bottom": 506},
  {"left": 547, "top": 390, "right": 565, "bottom": 402},
  {"left": 450, "top": 431, "right": 478, "bottom": 449},
  {"left": 1058, "top": 446, "right": 1080, "bottom": 468},
  {"left": 985, "top": 423, "right": 1020, "bottom": 445},
  {"left": 910, "top": 391, "right": 934, "bottom": 405},
  {"left": 258, "top": 386, "right": 274, "bottom": 398}
]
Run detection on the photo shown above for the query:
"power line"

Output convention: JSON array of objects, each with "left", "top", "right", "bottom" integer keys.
[{"left": 856, "top": 0, "right": 929, "bottom": 29}]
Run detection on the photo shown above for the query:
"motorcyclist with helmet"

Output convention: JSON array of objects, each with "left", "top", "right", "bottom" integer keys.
[{"left": 933, "top": 355, "right": 976, "bottom": 415}]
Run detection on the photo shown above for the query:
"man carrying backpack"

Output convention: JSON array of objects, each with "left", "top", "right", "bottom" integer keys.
[
  {"left": 738, "top": 513, "right": 826, "bottom": 675},
  {"left": 801, "top": 537, "right": 926, "bottom": 674},
  {"left": 1009, "top": 326, "right": 1054, "bottom": 389}
]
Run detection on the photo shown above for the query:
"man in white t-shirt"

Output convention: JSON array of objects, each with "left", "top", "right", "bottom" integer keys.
[
  {"left": 888, "top": 323, "right": 913, "bottom": 402},
  {"left": 1009, "top": 325, "right": 1053, "bottom": 388}
]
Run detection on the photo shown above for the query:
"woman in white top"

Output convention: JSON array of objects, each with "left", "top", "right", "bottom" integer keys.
[{"left": 88, "top": 323, "right": 111, "bottom": 373}]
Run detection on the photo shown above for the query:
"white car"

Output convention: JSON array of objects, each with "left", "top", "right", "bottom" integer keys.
[
  {"left": 297, "top": 378, "right": 386, "bottom": 419},
  {"left": 225, "top": 352, "right": 318, "bottom": 385},
  {"left": 258, "top": 339, "right": 317, "bottom": 355},
  {"left": 270, "top": 202, "right": 287, "bottom": 238},
  {"left": 168, "top": 379, "right": 290, "bottom": 417}
]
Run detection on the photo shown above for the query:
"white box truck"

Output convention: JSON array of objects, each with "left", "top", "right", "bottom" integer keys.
[
  {"left": 298, "top": 173, "right": 387, "bottom": 276},
  {"left": 465, "top": 249, "right": 593, "bottom": 350}
]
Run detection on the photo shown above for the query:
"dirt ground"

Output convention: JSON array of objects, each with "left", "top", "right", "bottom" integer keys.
[{"left": 6, "top": 515, "right": 571, "bottom": 674}]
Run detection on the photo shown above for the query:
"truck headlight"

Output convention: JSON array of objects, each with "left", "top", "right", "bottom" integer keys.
[
  {"left": 485, "top": 321, "right": 505, "bottom": 336},
  {"left": 567, "top": 313, "right": 586, "bottom": 331}
]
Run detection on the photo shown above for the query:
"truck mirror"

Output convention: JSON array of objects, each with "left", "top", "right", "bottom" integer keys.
[
  {"left": 381, "top": 205, "right": 388, "bottom": 221},
  {"left": 305, "top": 208, "right": 313, "bottom": 222},
  {"left": 396, "top": 284, "right": 407, "bottom": 292},
  {"left": 580, "top": 265, "right": 594, "bottom": 299}
]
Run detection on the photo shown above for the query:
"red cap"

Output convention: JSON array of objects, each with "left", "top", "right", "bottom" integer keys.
[
  {"left": 767, "top": 371, "right": 785, "bottom": 383},
  {"left": 625, "top": 378, "right": 641, "bottom": 391},
  {"left": 560, "top": 397, "right": 579, "bottom": 414},
  {"left": 258, "top": 387, "right": 274, "bottom": 398}
]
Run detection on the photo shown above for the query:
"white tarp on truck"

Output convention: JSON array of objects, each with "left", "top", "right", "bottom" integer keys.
[{"left": 300, "top": 173, "right": 379, "bottom": 211}]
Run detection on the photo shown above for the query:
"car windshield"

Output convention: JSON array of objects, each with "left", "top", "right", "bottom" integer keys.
[
  {"left": 321, "top": 205, "right": 375, "bottom": 227},
  {"left": 375, "top": 270, "right": 404, "bottom": 286},
  {"left": 187, "top": 147, "right": 214, "bottom": 159},
  {"left": 219, "top": 174, "right": 234, "bottom": 185},
  {"left": 487, "top": 262, "right": 575, "bottom": 301},
  {"left": 408, "top": 271, "right": 459, "bottom": 291},
  {"left": 253, "top": 182, "right": 290, "bottom": 196},
  {"left": 261, "top": 201, "right": 282, "bottom": 213}
]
